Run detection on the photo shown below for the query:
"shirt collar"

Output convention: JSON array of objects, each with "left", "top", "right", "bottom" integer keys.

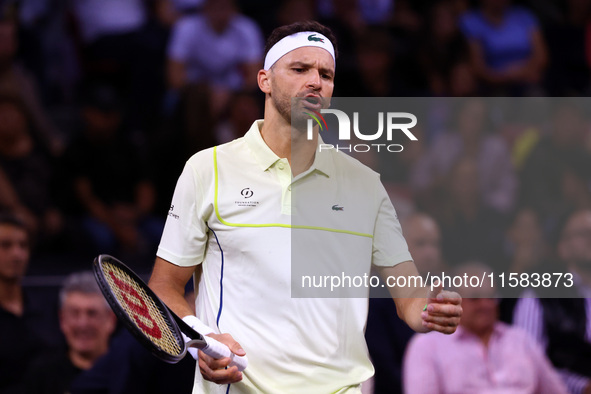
[
  {"left": 244, "top": 120, "right": 281, "bottom": 172},
  {"left": 244, "top": 120, "right": 333, "bottom": 177}
]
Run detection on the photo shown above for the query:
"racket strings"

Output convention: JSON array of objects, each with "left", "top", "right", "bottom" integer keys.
[{"left": 102, "top": 263, "right": 183, "bottom": 355}]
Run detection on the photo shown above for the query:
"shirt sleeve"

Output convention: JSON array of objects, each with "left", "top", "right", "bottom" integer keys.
[
  {"left": 371, "top": 181, "right": 413, "bottom": 267},
  {"left": 156, "top": 162, "right": 208, "bottom": 267}
]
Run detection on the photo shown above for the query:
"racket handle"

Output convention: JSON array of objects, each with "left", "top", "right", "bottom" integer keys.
[{"left": 202, "top": 336, "right": 248, "bottom": 371}]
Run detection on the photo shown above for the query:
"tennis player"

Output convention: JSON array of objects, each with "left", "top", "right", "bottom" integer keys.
[{"left": 149, "top": 21, "right": 462, "bottom": 393}]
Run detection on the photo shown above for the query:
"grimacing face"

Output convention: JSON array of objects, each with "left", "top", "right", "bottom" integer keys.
[
  {"left": 267, "top": 46, "right": 334, "bottom": 127},
  {"left": 59, "top": 292, "right": 116, "bottom": 359}
]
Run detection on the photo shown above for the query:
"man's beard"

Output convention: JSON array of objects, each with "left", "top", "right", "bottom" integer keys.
[{"left": 272, "top": 93, "right": 309, "bottom": 131}]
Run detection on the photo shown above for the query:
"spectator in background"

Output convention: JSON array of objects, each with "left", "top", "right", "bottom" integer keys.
[
  {"left": 447, "top": 60, "right": 479, "bottom": 97},
  {"left": 404, "top": 262, "right": 568, "bottom": 394},
  {"left": 358, "top": 0, "right": 394, "bottom": 26},
  {"left": 416, "top": 0, "right": 471, "bottom": 96},
  {"left": 167, "top": 0, "right": 263, "bottom": 119},
  {"left": 69, "top": 281, "right": 196, "bottom": 394},
  {"left": 0, "top": 213, "right": 61, "bottom": 394},
  {"left": 433, "top": 156, "right": 507, "bottom": 269},
  {"left": 519, "top": 100, "right": 591, "bottom": 236},
  {"left": 69, "top": 0, "right": 148, "bottom": 80},
  {"left": 317, "top": 0, "right": 367, "bottom": 74},
  {"left": 403, "top": 213, "right": 447, "bottom": 276},
  {"left": 25, "top": 271, "right": 117, "bottom": 394},
  {"left": 499, "top": 207, "right": 548, "bottom": 322},
  {"left": 0, "top": 17, "right": 63, "bottom": 156},
  {"left": 0, "top": 95, "right": 62, "bottom": 245},
  {"left": 69, "top": 0, "right": 146, "bottom": 51},
  {"left": 377, "top": 122, "right": 427, "bottom": 203},
  {"left": 412, "top": 98, "right": 517, "bottom": 215},
  {"left": 460, "top": 0, "right": 548, "bottom": 95},
  {"left": 70, "top": 329, "right": 196, "bottom": 394},
  {"left": 69, "top": 0, "right": 168, "bottom": 136},
  {"left": 504, "top": 207, "right": 548, "bottom": 276},
  {"left": 14, "top": 0, "right": 80, "bottom": 109},
  {"left": 544, "top": 0, "right": 591, "bottom": 95},
  {"left": 366, "top": 212, "right": 446, "bottom": 394},
  {"left": 513, "top": 209, "right": 591, "bottom": 394},
  {"left": 336, "top": 26, "right": 407, "bottom": 97},
  {"left": 275, "top": 0, "right": 317, "bottom": 28},
  {"left": 61, "top": 83, "right": 163, "bottom": 257},
  {"left": 318, "top": 0, "right": 394, "bottom": 28},
  {"left": 391, "top": 0, "right": 428, "bottom": 31},
  {"left": 168, "top": 0, "right": 205, "bottom": 15},
  {"left": 214, "top": 90, "right": 262, "bottom": 144},
  {"left": 164, "top": 0, "right": 263, "bottom": 161}
]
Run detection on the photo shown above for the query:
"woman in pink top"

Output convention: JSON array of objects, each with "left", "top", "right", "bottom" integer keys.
[{"left": 403, "top": 262, "right": 567, "bottom": 394}]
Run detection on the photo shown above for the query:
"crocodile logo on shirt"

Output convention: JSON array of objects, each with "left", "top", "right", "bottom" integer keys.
[
  {"left": 332, "top": 204, "right": 344, "bottom": 211},
  {"left": 308, "top": 34, "right": 325, "bottom": 43}
]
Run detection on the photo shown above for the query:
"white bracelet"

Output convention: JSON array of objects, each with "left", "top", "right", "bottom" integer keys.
[{"left": 182, "top": 315, "right": 215, "bottom": 336}]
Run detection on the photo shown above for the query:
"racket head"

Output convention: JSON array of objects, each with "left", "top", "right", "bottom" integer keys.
[{"left": 93, "top": 254, "right": 186, "bottom": 363}]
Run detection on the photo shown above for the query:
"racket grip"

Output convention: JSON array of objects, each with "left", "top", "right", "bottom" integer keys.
[{"left": 202, "top": 336, "right": 248, "bottom": 371}]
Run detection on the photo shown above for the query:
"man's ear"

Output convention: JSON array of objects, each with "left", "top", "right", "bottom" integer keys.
[{"left": 258, "top": 69, "right": 271, "bottom": 94}]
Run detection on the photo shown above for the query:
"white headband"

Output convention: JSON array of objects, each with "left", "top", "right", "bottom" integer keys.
[{"left": 264, "top": 31, "right": 336, "bottom": 70}]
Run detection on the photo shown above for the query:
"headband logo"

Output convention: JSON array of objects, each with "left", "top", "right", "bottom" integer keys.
[{"left": 308, "top": 34, "right": 325, "bottom": 43}]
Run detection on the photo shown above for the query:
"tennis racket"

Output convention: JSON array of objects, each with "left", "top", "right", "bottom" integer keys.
[{"left": 92, "top": 254, "right": 247, "bottom": 371}]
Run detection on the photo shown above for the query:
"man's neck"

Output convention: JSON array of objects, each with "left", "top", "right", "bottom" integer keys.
[
  {"left": 0, "top": 279, "right": 24, "bottom": 316},
  {"left": 260, "top": 115, "right": 293, "bottom": 160},
  {"left": 260, "top": 110, "right": 318, "bottom": 176}
]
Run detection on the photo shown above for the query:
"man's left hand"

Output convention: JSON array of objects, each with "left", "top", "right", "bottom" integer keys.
[{"left": 421, "top": 287, "right": 462, "bottom": 334}]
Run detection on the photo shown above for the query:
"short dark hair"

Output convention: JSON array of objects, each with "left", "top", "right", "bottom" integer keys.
[
  {"left": 59, "top": 271, "right": 105, "bottom": 308},
  {"left": 264, "top": 21, "right": 338, "bottom": 60},
  {"left": 0, "top": 211, "right": 27, "bottom": 231},
  {"left": 0, "top": 211, "right": 30, "bottom": 243}
]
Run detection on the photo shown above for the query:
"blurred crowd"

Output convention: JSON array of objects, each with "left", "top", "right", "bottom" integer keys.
[
  {"left": 0, "top": 0, "right": 590, "bottom": 264},
  {"left": 1, "top": 0, "right": 591, "bottom": 393}
]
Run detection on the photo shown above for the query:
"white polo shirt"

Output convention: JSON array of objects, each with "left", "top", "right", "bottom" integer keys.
[{"left": 157, "top": 120, "right": 412, "bottom": 394}]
